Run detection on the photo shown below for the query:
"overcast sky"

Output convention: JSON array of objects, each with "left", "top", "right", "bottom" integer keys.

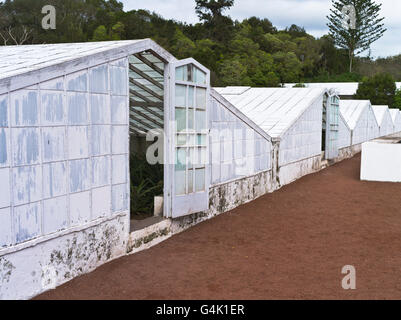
[{"left": 121, "top": 0, "right": 401, "bottom": 58}]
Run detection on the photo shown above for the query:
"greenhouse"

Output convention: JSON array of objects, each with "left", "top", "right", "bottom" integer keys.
[
  {"left": 0, "top": 39, "right": 277, "bottom": 299},
  {"left": 215, "top": 87, "right": 341, "bottom": 186},
  {"left": 372, "top": 105, "right": 394, "bottom": 137},
  {"left": 340, "top": 100, "right": 380, "bottom": 149},
  {"left": 389, "top": 109, "right": 401, "bottom": 133}
]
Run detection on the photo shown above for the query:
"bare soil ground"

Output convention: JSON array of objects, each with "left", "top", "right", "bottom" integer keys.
[{"left": 36, "top": 154, "right": 401, "bottom": 300}]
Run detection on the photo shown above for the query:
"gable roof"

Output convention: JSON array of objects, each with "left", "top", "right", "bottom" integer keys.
[
  {"left": 0, "top": 39, "right": 175, "bottom": 95},
  {"left": 372, "top": 105, "right": 391, "bottom": 126},
  {"left": 389, "top": 109, "right": 401, "bottom": 123},
  {"left": 214, "top": 87, "right": 327, "bottom": 138},
  {"left": 339, "top": 100, "right": 370, "bottom": 130}
]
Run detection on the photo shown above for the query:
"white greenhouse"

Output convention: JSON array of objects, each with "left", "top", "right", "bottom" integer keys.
[
  {"left": 215, "top": 87, "right": 342, "bottom": 186},
  {"left": 0, "top": 40, "right": 278, "bottom": 299},
  {"left": 389, "top": 109, "right": 401, "bottom": 133},
  {"left": 372, "top": 105, "right": 394, "bottom": 137},
  {"left": 340, "top": 100, "right": 380, "bottom": 150}
]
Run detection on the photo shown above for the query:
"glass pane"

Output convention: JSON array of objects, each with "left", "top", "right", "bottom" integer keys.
[
  {"left": 195, "top": 68, "right": 206, "bottom": 85},
  {"left": 195, "top": 147, "right": 207, "bottom": 166},
  {"left": 175, "top": 170, "right": 186, "bottom": 195},
  {"left": 188, "top": 134, "right": 195, "bottom": 146},
  {"left": 188, "top": 86, "right": 195, "bottom": 108},
  {"left": 195, "top": 110, "right": 206, "bottom": 131},
  {"left": 175, "top": 148, "right": 186, "bottom": 196},
  {"left": 175, "top": 108, "right": 186, "bottom": 132},
  {"left": 175, "top": 85, "right": 186, "bottom": 107},
  {"left": 175, "top": 148, "right": 186, "bottom": 171},
  {"left": 196, "top": 87, "right": 206, "bottom": 109},
  {"left": 177, "top": 134, "right": 187, "bottom": 146},
  {"left": 187, "top": 65, "right": 194, "bottom": 82},
  {"left": 188, "top": 169, "right": 194, "bottom": 193},
  {"left": 197, "top": 134, "right": 206, "bottom": 146},
  {"left": 195, "top": 168, "right": 205, "bottom": 192},
  {"left": 176, "top": 66, "right": 187, "bottom": 82},
  {"left": 188, "top": 147, "right": 195, "bottom": 169},
  {"left": 188, "top": 108, "right": 194, "bottom": 130}
]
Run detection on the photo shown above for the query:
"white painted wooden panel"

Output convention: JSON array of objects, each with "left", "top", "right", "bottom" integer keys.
[
  {"left": 210, "top": 95, "right": 272, "bottom": 185},
  {"left": 0, "top": 59, "right": 129, "bottom": 249}
]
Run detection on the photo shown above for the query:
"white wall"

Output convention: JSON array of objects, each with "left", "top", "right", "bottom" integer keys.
[
  {"left": 367, "top": 106, "right": 380, "bottom": 141},
  {"left": 361, "top": 141, "right": 401, "bottom": 182},
  {"left": 393, "top": 111, "right": 401, "bottom": 133},
  {"left": 279, "top": 96, "right": 322, "bottom": 166},
  {"left": 0, "top": 58, "right": 130, "bottom": 299},
  {"left": 351, "top": 107, "right": 369, "bottom": 146},
  {"left": 379, "top": 110, "right": 395, "bottom": 137},
  {"left": 209, "top": 96, "right": 272, "bottom": 185},
  {"left": 338, "top": 114, "right": 351, "bottom": 149}
]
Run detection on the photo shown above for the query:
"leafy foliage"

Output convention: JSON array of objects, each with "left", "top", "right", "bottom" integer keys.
[
  {"left": 0, "top": 0, "right": 399, "bottom": 86},
  {"left": 130, "top": 154, "right": 163, "bottom": 217},
  {"left": 355, "top": 73, "right": 397, "bottom": 107}
]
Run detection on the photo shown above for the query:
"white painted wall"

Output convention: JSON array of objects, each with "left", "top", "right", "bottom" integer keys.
[
  {"left": 338, "top": 114, "right": 351, "bottom": 149},
  {"left": 279, "top": 96, "right": 322, "bottom": 166},
  {"left": 351, "top": 107, "right": 369, "bottom": 146},
  {"left": 209, "top": 95, "right": 272, "bottom": 185},
  {"left": 367, "top": 106, "right": 380, "bottom": 141},
  {"left": 0, "top": 58, "right": 130, "bottom": 299},
  {"left": 380, "top": 110, "right": 395, "bottom": 137},
  {"left": 391, "top": 110, "right": 401, "bottom": 133},
  {"left": 361, "top": 141, "right": 401, "bottom": 182}
]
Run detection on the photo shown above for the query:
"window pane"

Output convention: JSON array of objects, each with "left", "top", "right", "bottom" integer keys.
[
  {"left": 177, "top": 134, "right": 187, "bottom": 146},
  {"left": 175, "top": 108, "right": 186, "bottom": 132},
  {"left": 195, "top": 168, "right": 205, "bottom": 192},
  {"left": 196, "top": 87, "right": 206, "bottom": 109},
  {"left": 188, "top": 147, "right": 194, "bottom": 169},
  {"left": 195, "top": 110, "right": 206, "bottom": 131},
  {"left": 188, "top": 169, "right": 194, "bottom": 193},
  {"left": 195, "top": 68, "right": 206, "bottom": 85},
  {"left": 188, "top": 86, "right": 194, "bottom": 108},
  {"left": 188, "top": 108, "right": 194, "bottom": 130},
  {"left": 195, "top": 147, "right": 207, "bottom": 166},
  {"left": 188, "top": 134, "right": 195, "bottom": 146},
  {"left": 175, "top": 148, "right": 186, "bottom": 171},
  {"left": 187, "top": 65, "right": 194, "bottom": 82},
  {"left": 175, "top": 85, "right": 186, "bottom": 107},
  {"left": 176, "top": 66, "right": 187, "bottom": 82},
  {"left": 175, "top": 148, "right": 186, "bottom": 195},
  {"left": 197, "top": 134, "right": 206, "bottom": 146},
  {"left": 175, "top": 170, "right": 186, "bottom": 195}
]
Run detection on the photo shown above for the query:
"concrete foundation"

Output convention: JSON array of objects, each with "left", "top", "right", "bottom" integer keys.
[{"left": 0, "top": 212, "right": 129, "bottom": 300}]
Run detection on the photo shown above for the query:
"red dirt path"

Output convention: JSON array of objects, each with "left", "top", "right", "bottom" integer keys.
[{"left": 36, "top": 154, "right": 401, "bottom": 300}]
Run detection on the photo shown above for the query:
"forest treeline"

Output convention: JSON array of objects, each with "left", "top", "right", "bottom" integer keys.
[{"left": 0, "top": 0, "right": 400, "bottom": 87}]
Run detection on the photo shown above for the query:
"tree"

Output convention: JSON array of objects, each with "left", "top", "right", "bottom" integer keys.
[
  {"left": 355, "top": 73, "right": 396, "bottom": 107},
  {"left": 218, "top": 58, "right": 251, "bottom": 86},
  {"left": 195, "top": 0, "right": 234, "bottom": 22},
  {"left": 195, "top": 0, "right": 234, "bottom": 42},
  {"left": 92, "top": 25, "right": 110, "bottom": 41},
  {"left": 327, "top": 0, "right": 386, "bottom": 73}
]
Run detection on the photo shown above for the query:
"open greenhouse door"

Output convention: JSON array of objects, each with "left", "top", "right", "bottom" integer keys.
[
  {"left": 167, "top": 59, "right": 210, "bottom": 218},
  {"left": 325, "top": 95, "right": 340, "bottom": 160}
]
